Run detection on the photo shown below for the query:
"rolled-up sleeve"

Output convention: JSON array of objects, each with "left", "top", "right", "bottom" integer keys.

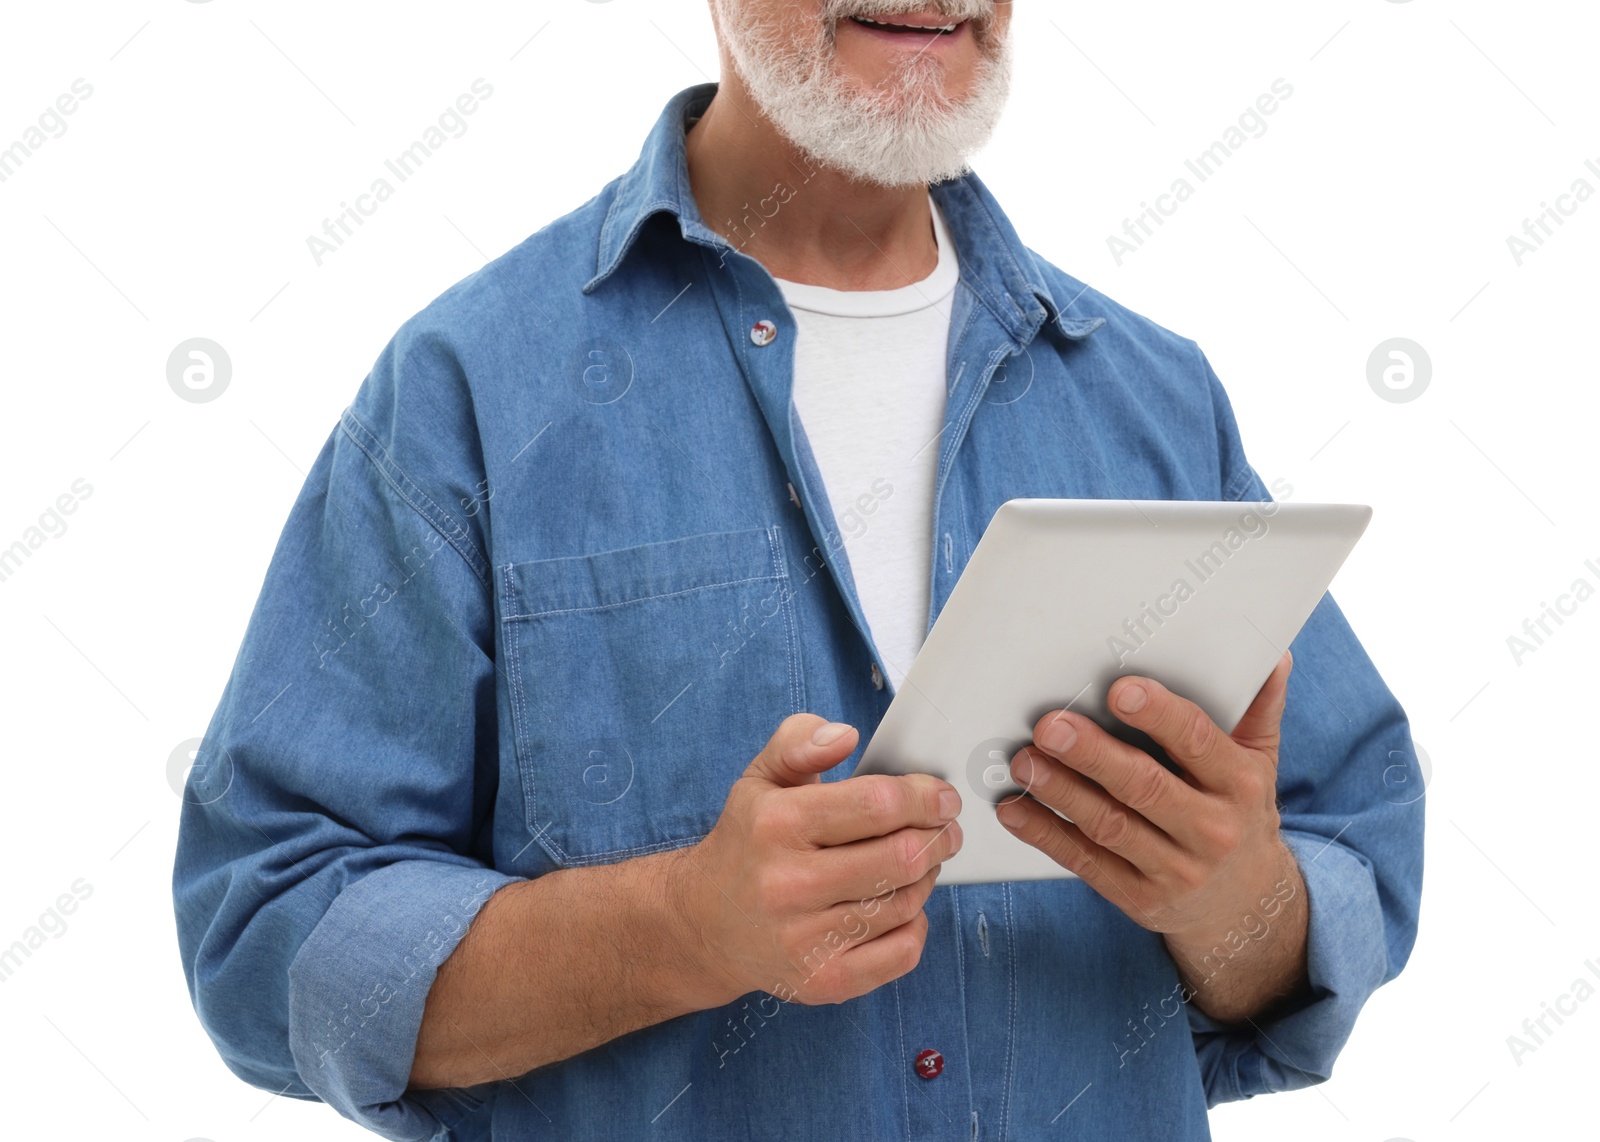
[
  {"left": 172, "top": 326, "right": 520, "bottom": 1140},
  {"left": 1188, "top": 347, "right": 1426, "bottom": 1104}
]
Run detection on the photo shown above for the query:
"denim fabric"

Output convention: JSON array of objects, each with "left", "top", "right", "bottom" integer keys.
[{"left": 172, "top": 81, "right": 1424, "bottom": 1142}]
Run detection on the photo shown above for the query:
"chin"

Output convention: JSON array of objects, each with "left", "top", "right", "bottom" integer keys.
[{"left": 716, "top": 0, "right": 1012, "bottom": 187}]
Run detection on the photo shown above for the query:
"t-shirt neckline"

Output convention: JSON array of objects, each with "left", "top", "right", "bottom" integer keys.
[{"left": 774, "top": 194, "right": 959, "bottom": 318}]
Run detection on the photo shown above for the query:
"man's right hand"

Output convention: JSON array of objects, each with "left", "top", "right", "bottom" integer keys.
[{"left": 663, "top": 713, "right": 963, "bottom": 1009}]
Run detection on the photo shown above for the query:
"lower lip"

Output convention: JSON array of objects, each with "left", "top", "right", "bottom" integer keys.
[{"left": 841, "top": 17, "right": 970, "bottom": 48}]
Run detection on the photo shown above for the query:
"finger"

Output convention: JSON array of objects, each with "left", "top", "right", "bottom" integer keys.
[
  {"left": 1229, "top": 650, "right": 1292, "bottom": 753},
  {"left": 809, "top": 820, "right": 963, "bottom": 904},
  {"left": 1104, "top": 675, "right": 1237, "bottom": 790},
  {"left": 785, "top": 772, "right": 961, "bottom": 848},
  {"left": 831, "top": 910, "right": 929, "bottom": 1000},
  {"left": 781, "top": 909, "right": 931, "bottom": 1006},
  {"left": 995, "top": 795, "right": 1152, "bottom": 925},
  {"left": 1028, "top": 710, "right": 1203, "bottom": 844},
  {"left": 744, "top": 713, "right": 859, "bottom": 788},
  {"left": 1009, "top": 746, "right": 1183, "bottom": 872},
  {"left": 818, "top": 863, "right": 939, "bottom": 949}
]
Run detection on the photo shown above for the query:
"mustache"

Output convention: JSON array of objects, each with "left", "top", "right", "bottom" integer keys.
[{"left": 825, "top": 0, "right": 995, "bottom": 25}]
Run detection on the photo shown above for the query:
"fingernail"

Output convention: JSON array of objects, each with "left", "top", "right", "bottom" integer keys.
[
  {"left": 938, "top": 790, "right": 961, "bottom": 820},
  {"left": 997, "top": 799, "right": 1026, "bottom": 828},
  {"left": 1039, "top": 717, "right": 1076, "bottom": 754},
  {"left": 812, "top": 721, "right": 851, "bottom": 746},
  {"left": 1116, "top": 682, "right": 1148, "bottom": 714},
  {"left": 946, "top": 819, "right": 963, "bottom": 851}
]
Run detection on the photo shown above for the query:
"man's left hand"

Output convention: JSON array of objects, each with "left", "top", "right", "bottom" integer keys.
[{"left": 996, "top": 650, "right": 1308, "bottom": 1024}]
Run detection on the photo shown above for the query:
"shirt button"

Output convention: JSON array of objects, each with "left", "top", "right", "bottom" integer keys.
[
  {"left": 914, "top": 1048, "right": 944, "bottom": 1079},
  {"left": 870, "top": 662, "right": 885, "bottom": 690},
  {"left": 751, "top": 319, "right": 778, "bottom": 346}
]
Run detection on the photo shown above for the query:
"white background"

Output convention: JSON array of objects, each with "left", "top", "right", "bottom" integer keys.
[{"left": 0, "top": 1, "right": 1595, "bottom": 1139}]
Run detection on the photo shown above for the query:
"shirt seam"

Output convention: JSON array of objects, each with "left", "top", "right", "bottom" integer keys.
[
  {"left": 1000, "top": 882, "right": 1017, "bottom": 1141},
  {"left": 895, "top": 975, "right": 911, "bottom": 1142},
  {"left": 926, "top": 290, "right": 981, "bottom": 550},
  {"left": 949, "top": 890, "right": 974, "bottom": 1130},
  {"left": 1216, "top": 457, "right": 1254, "bottom": 499},
  {"left": 1190, "top": 339, "right": 1260, "bottom": 505},
  {"left": 1222, "top": 454, "right": 1258, "bottom": 501},
  {"left": 944, "top": 341, "right": 1015, "bottom": 485},
  {"left": 338, "top": 406, "right": 491, "bottom": 588},
  {"left": 943, "top": 179, "right": 1045, "bottom": 341}
]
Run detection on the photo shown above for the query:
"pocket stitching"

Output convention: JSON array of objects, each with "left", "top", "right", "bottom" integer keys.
[
  {"left": 503, "top": 562, "right": 538, "bottom": 860},
  {"left": 505, "top": 526, "right": 794, "bottom": 866},
  {"left": 764, "top": 524, "right": 804, "bottom": 716},
  {"left": 505, "top": 573, "right": 784, "bottom": 622},
  {"left": 542, "top": 834, "right": 704, "bottom": 867}
]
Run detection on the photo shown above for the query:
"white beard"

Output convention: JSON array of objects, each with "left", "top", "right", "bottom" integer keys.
[{"left": 711, "top": 1, "right": 1012, "bottom": 188}]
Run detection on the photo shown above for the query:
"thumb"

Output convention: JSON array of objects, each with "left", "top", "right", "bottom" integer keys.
[
  {"left": 745, "top": 713, "right": 859, "bottom": 788},
  {"left": 1232, "top": 649, "right": 1291, "bottom": 753}
]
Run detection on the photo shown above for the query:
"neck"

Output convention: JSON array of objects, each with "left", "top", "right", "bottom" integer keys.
[{"left": 686, "top": 76, "right": 937, "bottom": 291}]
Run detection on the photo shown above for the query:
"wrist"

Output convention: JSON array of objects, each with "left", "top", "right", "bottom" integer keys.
[
  {"left": 1163, "top": 839, "right": 1309, "bottom": 1020},
  {"left": 649, "top": 841, "right": 740, "bottom": 1013},
  {"left": 1164, "top": 839, "right": 1303, "bottom": 968}
]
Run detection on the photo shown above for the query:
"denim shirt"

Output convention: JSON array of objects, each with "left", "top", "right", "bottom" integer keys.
[{"left": 172, "top": 82, "right": 1423, "bottom": 1142}]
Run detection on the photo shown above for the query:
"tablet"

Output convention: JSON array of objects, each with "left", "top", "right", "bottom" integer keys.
[{"left": 851, "top": 497, "right": 1371, "bottom": 885}]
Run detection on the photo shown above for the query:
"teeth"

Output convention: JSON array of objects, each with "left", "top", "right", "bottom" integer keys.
[{"left": 854, "top": 16, "right": 959, "bottom": 32}]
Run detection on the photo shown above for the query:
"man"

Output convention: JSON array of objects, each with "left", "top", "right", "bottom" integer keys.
[{"left": 173, "top": 1, "right": 1423, "bottom": 1139}]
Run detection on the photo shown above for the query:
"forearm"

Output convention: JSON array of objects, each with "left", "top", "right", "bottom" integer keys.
[
  {"left": 408, "top": 846, "right": 715, "bottom": 1090},
  {"left": 1162, "top": 840, "right": 1310, "bottom": 1025}
]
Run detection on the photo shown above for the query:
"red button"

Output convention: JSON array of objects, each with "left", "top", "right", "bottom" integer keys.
[{"left": 914, "top": 1048, "right": 944, "bottom": 1079}]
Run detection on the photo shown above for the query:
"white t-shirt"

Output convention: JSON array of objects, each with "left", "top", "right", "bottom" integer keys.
[{"left": 775, "top": 195, "right": 959, "bottom": 695}]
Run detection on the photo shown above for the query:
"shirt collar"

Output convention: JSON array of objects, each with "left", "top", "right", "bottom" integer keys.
[{"left": 583, "top": 82, "right": 1102, "bottom": 346}]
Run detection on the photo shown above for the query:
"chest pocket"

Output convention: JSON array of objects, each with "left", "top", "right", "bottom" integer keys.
[{"left": 500, "top": 525, "right": 803, "bottom": 868}]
